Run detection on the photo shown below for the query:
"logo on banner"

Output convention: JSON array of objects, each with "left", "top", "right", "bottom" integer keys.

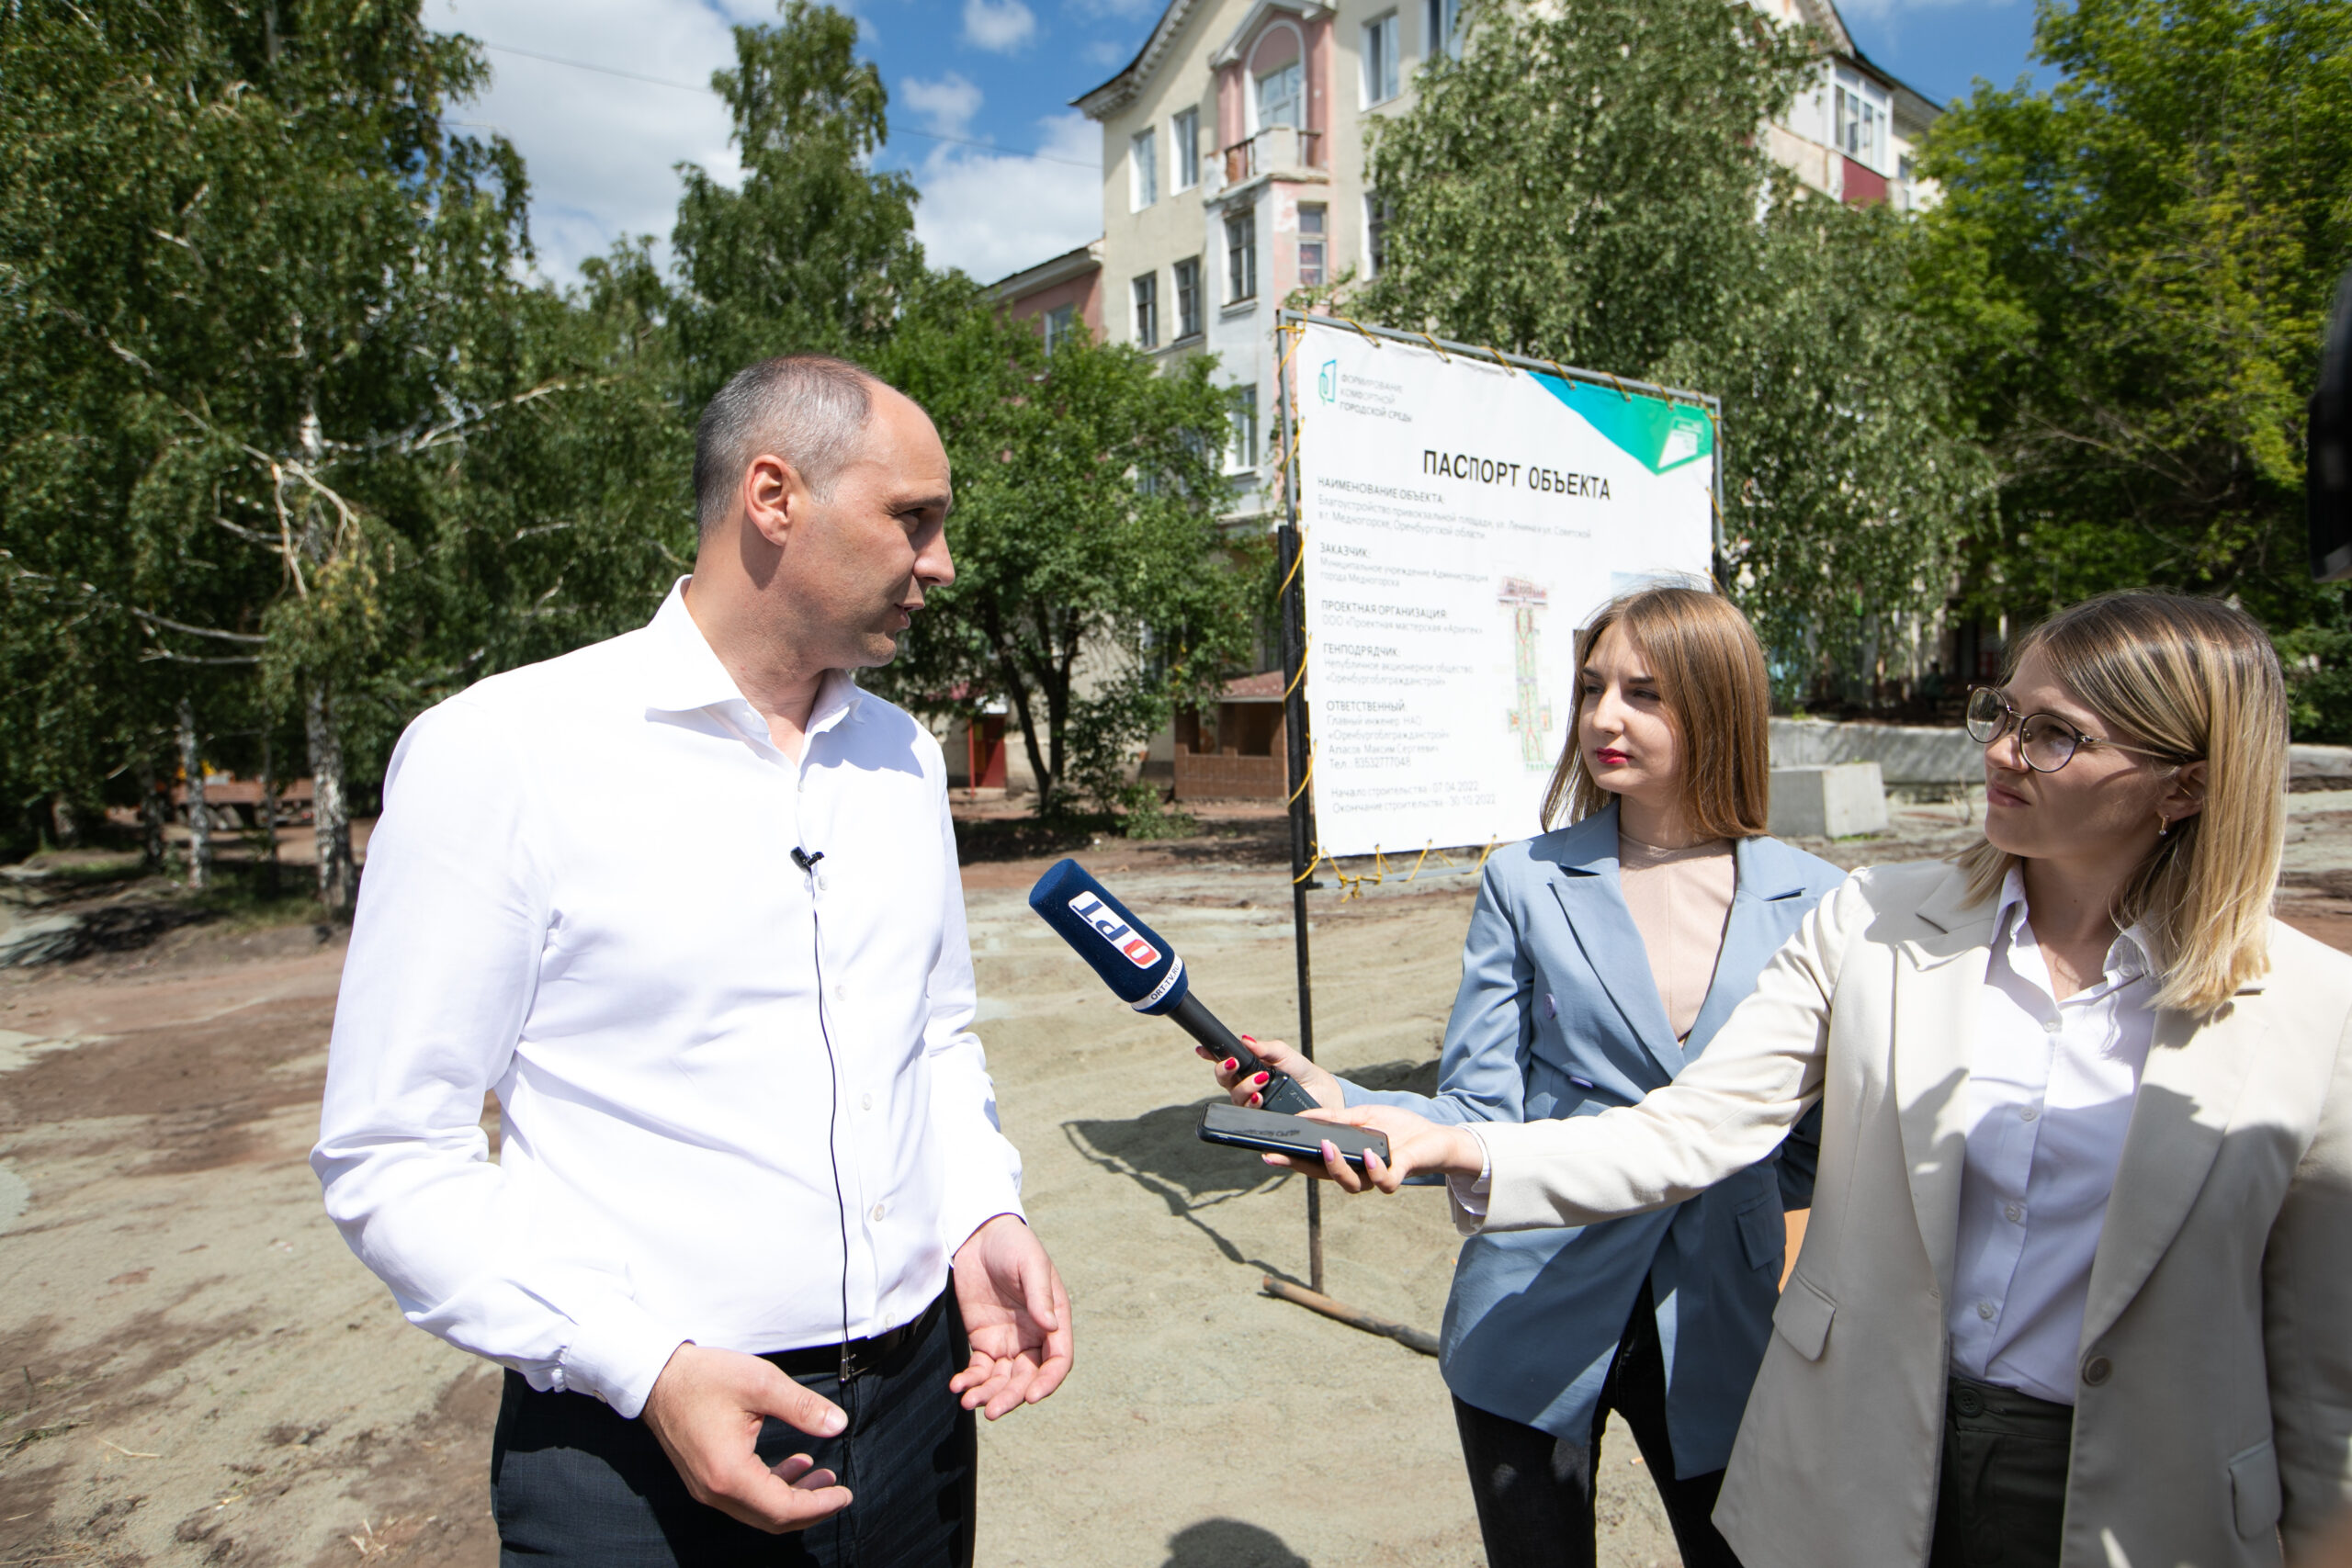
[
  {"left": 1318, "top": 359, "right": 1338, "bottom": 404},
  {"left": 1069, "top": 892, "right": 1161, "bottom": 968}
]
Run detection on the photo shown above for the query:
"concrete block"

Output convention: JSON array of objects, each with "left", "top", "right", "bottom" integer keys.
[
  {"left": 1770, "top": 718, "right": 1978, "bottom": 786},
  {"left": 1770, "top": 762, "right": 1890, "bottom": 840}
]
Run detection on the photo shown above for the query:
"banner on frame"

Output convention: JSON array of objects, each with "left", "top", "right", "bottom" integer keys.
[{"left": 1291, "top": 317, "right": 1717, "bottom": 859}]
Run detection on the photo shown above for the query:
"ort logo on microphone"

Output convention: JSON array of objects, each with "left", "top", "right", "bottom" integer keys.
[{"left": 1068, "top": 892, "right": 1160, "bottom": 968}]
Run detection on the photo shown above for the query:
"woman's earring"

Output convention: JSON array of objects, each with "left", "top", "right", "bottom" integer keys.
[{"left": 2156, "top": 811, "right": 2172, "bottom": 839}]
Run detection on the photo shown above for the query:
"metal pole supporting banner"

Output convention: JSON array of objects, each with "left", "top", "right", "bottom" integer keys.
[{"left": 1273, "top": 338, "right": 1325, "bottom": 1297}]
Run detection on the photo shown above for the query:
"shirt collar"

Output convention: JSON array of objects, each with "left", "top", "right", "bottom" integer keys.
[
  {"left": 1991, "top": 864, "right": 2154, "bottom": 986},
  {"left": 640, "top": 577, "right": 865, "bottom": 737}
]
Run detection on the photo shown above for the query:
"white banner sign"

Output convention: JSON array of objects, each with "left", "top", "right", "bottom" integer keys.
[{"left": 1294, "top": 319, "right": 1716, "bottom": 857}]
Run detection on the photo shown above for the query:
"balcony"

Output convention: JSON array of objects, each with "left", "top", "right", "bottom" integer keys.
[{"left": 1216, "top": 126, "right": 1325, "bottom": 189}]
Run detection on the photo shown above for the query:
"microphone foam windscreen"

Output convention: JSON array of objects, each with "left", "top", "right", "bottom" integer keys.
[{"left": 1027, "top": 858, "right": 1190, "bottom": 1015}]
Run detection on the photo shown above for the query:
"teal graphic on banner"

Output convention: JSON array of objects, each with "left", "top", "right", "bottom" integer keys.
[{"left": 1532, "top": 375, "right": 1713, "bottom": 475}]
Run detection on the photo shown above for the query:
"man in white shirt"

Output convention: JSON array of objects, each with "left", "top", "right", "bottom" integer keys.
[{"left": 312, "top": 355, "right": 1072, "bottom": 1566}]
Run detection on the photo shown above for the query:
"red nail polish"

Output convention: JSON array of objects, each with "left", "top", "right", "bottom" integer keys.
[
  {"left": 1240, "top": 1034, "right": 1257, "bottom": 1043},
  {"left": 1253, "top": 1072, "right": 1270, "bottom": 1086},
  {"left": 1250, "top": 1093, "right": 1262, "bottom": 1107}
]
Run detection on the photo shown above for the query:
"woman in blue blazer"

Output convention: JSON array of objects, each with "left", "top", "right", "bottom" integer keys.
[{"left": 1208, "top": 585, "right": 1841, "bottom": 1568}]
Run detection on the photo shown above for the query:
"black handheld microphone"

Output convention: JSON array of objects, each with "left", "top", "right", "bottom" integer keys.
[{"left": 1027, "top": 858, "right": 1321, "bottom": 1115}]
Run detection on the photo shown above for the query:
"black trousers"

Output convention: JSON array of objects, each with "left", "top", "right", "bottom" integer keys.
[
  {"left": 1452, "top": 1280, "right": 1743, "bottom": 1568},
  {"left": 1928, "top": 1372, "right": 2073, "bottom": 1568},
  {"left": 490, "top": 1291, "right": 976, "bottom": 1568}
]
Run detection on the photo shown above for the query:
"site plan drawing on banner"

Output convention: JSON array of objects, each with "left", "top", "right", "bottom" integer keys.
[{"left": 1292, "top": 317, "right": 1717, "bottom": 859}]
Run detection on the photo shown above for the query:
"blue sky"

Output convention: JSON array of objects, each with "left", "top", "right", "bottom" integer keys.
[{"left": 432, "top": 0, "right": 2055, "bottom": 291}]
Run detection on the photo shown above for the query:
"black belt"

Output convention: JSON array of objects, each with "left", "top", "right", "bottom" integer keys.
[{"left": 765, "top": 1289, "right": 947, "bottom": 1382}]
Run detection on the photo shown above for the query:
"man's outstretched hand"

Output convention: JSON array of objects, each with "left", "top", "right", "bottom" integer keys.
[
  {"left": 950, "top": 1214, "right": 1074, "bottom": 1420},
  {"left": 641, "top": 1343, "right": 853, "bottom": 1533}
]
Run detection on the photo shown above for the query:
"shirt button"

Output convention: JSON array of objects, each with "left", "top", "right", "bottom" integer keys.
[
  {"left": 2004, "top": 1203, "right": 2023, "bottom": 1224},
  {"left": 2043, "top": 1019, "right": 2063, "bottom": 1034},
  {"left": 2083, "top": 1355, "right": 2112, "bottom": 1386},
  {"left": 2019, "top": 1105, "right": 2040, "bottom": 1122},
  {"left": 862, "top": 1094, "right": 874, "bottom": 1112},
  {"left": 871, "top": 1202, "right": 887, "bottom": 1223},
  {"left": 1976, "top": 1301, "right": 1995, "bottom": 1320}
]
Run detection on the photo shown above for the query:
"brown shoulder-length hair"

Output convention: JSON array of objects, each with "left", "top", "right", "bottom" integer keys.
[
  {"left": 1540, "top": 583, "right": 1773, "bottom": 838},
  {"left": 1956, "top": 591, "right": 2286, "bottom": 1015}
]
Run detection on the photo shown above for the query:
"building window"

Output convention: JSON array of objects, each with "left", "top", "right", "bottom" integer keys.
[
  {"left": 1172, "top": 107, "right": 1200, "bottom": 192},
  {"left": 1132, "top": 274, "right": 1159, "bottom": 348},
  {"left": 1043, "top": 303, "right": 1077, "bottom": 353},
  {"left": 1229, "top": 385, "right": 1260, "bottom": 471},
  {"left": 1424, "top": 0, "right": 1457, "bottom": 59},
  {"left": 1365, "top": 192, "right": 1392, "bottom": 276},
  {"left": 1297, "top": 203, "right": 1327, "bottom": 288},
  {"left": 1174, "top": 256, "right": 1203, "bottom": 339},
  {"left": 1363, "top": 13, "right": 1399, "bottom": 105},
  {"left": 1225, "top": 209, "right": 1257, "bottom": 302},
  {"left": 1834, "top": 69, "right": 1887, "bottom": 172},
  {"left": 1256, "top": 61, "right": 1303, "bottom": 130},
  {"left": 1131, "top": 127, "right": 1158, "bottom": 209}
]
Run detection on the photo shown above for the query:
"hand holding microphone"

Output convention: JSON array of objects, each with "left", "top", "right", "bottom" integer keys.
[{"left": 1026, "top": 859, "right": 1331, "bottom": 1116}]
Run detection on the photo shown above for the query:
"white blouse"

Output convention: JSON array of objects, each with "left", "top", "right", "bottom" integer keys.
[{"left": 1949, "top": 868, "right": 2158, "bottom": 1404}]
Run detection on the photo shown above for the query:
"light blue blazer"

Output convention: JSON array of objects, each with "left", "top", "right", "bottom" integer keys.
[{"left": 1345, "top": 802, "right": 1842, "bottom": 1476}]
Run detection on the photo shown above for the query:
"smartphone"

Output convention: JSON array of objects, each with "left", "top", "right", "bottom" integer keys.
[{"left": 1197, "top": 1103, "right": 1391, "bottom": 1172}]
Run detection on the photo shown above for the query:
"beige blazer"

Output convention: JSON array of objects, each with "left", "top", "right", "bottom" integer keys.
[{"left": 1471, "top": 860, "right": 2352, "bottom": 1568}]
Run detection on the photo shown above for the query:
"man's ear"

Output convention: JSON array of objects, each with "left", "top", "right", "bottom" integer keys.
[
  {"left": 741, "top": 454, "right": 806, "bottom": 548},
  {"left": 2164, "top": 758, "right": 2208, "bottom": 825}
]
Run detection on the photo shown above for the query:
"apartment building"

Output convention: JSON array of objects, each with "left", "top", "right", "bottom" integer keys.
[{"left": 991, "top": 0, "right": 1942, "bottom": 524}]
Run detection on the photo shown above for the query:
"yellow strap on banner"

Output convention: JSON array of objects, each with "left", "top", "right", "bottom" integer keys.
[
  {"left": 1287, "top": 745, "right": 1316, "bottom": 805},
  {"left": 1418, "top": 332, "right": 1451, "bottom": 362},
  {"left": 1283, "top": 637, "right": 1311, "bottom": 698},
  {"left": 1482, "top": 345, "right": 1514, "bottom": 374}
]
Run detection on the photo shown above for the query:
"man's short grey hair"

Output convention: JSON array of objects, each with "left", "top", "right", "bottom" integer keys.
[{"left": 693, "top": 354, "right": 889, "bottom": 538}]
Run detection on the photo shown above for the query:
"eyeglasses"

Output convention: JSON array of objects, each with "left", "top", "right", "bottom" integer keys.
[{"left": 1964, "top": 687, "right": 2189, "bottom": 774}]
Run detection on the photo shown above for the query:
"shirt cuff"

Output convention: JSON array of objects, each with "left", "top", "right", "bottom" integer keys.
[
  {"left": 939, "top": 1169, "right": 1026, "bottom": 1264},
  {"left": 1445, "top": 1129, "right": 1494, "bottom": 1220},
  {"left": 557, "top": 1298, "right": 692, "bottom": 1419}
]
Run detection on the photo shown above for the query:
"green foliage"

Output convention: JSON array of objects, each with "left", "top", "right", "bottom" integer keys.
[
  {"left": 0, "top": 0, "right": 539, "bottom": 850},
  {"left": 876, "top": 313, "right": 1260, "bottom": 818},
  {"left": 1358, "top": 0, "right": 1987, "bottom": 701},
  {"left": 1917, "top": 0, "right": 2352, "bottom": 715},
  {"left": 669, "top": 1, "right": 929, "bottom": 400}
]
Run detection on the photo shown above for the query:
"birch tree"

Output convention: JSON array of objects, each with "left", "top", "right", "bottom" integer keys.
[{"left": 0, "top": 1, "right": 609, "bottom": 895}]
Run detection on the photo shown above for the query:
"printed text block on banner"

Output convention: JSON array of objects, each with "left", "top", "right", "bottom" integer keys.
[{"left": 1294, "top": 320, "right": 1715, "bottom": 859}]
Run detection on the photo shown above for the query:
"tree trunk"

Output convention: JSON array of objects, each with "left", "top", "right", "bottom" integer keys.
[
  {"left": 305, "top": 682, "right": 354, "bottom": 913},
  {"left": 177, "top": 698, "right": 210, "bottom": 892},
  {"left": 136, "top": 757, "right": 165, "bottom": 872},
  {"left": 256, "top": 730, "right": 281, "bottom": 897},
  {"left": 48, "top": 794, "right": 79, "bottom": 850}
]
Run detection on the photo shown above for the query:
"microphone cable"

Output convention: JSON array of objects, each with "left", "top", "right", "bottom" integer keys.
[{"left": 794, "top": 844, "right": 857, "bottom": 1564}]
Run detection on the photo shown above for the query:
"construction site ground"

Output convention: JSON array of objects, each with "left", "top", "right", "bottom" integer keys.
[{"left": 3, "top": 788, "right": 2349, "bottom": 1568}]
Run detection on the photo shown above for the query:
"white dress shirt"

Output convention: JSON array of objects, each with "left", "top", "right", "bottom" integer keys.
[
  {"left": 1949, "top": 868, "right": 2156, "bottom": 1404},
  {"left": 311, "top": 581, "right": 1023, "bottom": 1419}
]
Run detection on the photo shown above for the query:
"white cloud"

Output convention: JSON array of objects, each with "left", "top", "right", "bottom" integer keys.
[
  {"left": 899, "top": 72, "right": 985, "bottom": 138},
  {"left": 912, "top": 112, "right": 1101, "bottom": 283},
  {"left": 435, "top": 0, "right": 746, "bottom": 285},
  {"left": 1080, "top": 36, "right": 1131, "bottom": 67},
  {"left": 961, "top": 0, "right": 1037, "bottom": 52}
]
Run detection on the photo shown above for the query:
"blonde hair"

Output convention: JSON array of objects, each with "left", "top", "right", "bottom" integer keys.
[
  {"left": 1957, "top": 591, "right": 2286, "bottom": 1014},
  {"left": 1541, "top": 584, "right": 1772, "bottom": 839}
]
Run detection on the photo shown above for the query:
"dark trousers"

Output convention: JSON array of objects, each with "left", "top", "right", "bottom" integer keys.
[
  {"left": 1452, "top": 1281, "right": 1743, "bottom": 1568},
  {"left": 491, "top": 1291, "right": 976, "bottom": 1568},
  {"left": 1928, "top": 1372, "right": 2073, "bottom": 1568}
]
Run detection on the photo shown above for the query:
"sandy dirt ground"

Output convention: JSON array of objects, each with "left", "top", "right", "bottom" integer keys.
[{"left": 3, "top": 791, "right": 2349, "bottom": 1568}]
